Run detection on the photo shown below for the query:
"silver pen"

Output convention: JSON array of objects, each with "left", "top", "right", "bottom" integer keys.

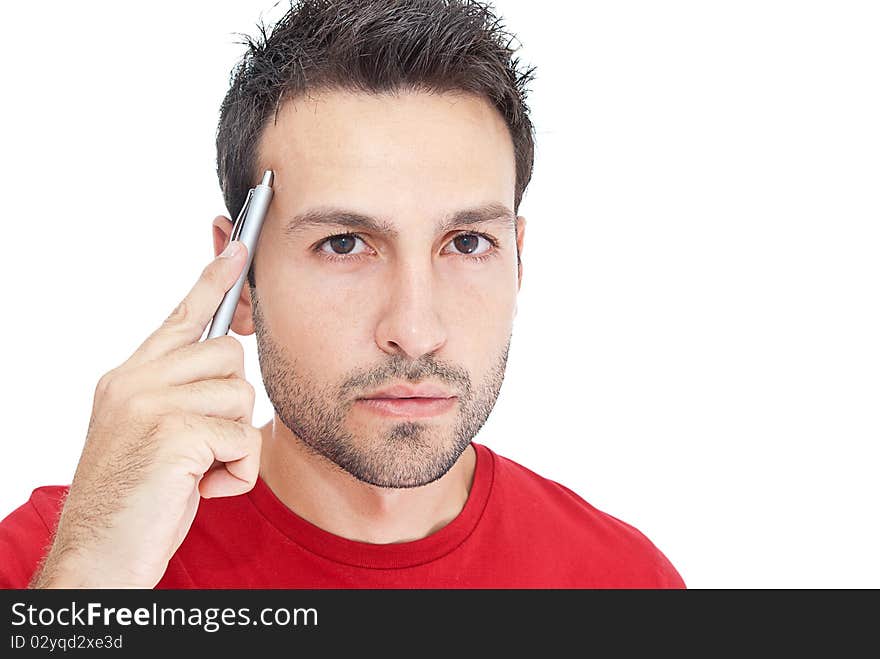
[{"left": 205, "top": 169, "right": 274, "bottom": 340}]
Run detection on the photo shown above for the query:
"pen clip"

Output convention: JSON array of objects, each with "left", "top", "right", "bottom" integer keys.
[{"left": 230, "top": 187, "right": 255, "bottom": 242}]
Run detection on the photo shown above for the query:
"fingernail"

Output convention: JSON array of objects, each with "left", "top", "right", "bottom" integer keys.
[{"left": 220, "top": 241, "right": 241, "bottom": 258}]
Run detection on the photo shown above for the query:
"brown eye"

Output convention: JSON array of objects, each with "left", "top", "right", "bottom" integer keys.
[
  {"left": 317, "top": 233, "right": 368, "bottom": 257},
  {"left": 327, "top": 235, "right": 357, "bottom": 254},
  {"left": 453, "top": 234, "right": 480, "bottom": 255},
  {"left": 446, "top": 232, "right": 494, "bottom": 258}
]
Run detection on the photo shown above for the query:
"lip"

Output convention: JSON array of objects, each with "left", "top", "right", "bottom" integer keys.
[
  {"left": 361, "top": 384, "right": 455, "bottom": 399},
  {"left": 356, "top": 396, "right": 458, "bottom": 418}
]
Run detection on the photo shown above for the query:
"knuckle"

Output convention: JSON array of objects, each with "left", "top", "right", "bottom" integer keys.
[
  {"left": 239, "top": 379, "right": 256, "bottom": 403},
  {"left": 164, "top": 299, "right": 192, "bottom": 326},
  {"left": 219, "top": 335, "right": 245, "bottom": 362},
  {"left": 121, "top": 391, "right": 152, "bottom": 419},
  {"left": 99, "top": 371, "right": 127, "bottom": 403},
  {"left": 249, "top": 426, "right": 263, "bottom": 450},
  {"left": 95, "top": 370, "right": 116, "bottom": 398},
  {"left": 201, "top": 261, "right": 225, "bottom": 290},
  {"left": 241, "top": 422, "right": 258, "bottom": 447}
]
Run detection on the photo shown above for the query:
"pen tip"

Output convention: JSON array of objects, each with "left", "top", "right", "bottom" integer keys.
[{"left": 261, "top": 170, "right": 274, "bottom": 187}]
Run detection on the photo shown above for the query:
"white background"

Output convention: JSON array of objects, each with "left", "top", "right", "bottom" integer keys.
[{"left": 1, "top": 1, "right": 877, "bottom": 588}]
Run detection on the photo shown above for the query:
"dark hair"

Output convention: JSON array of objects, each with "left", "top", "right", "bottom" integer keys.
[{"left": 215, "top": 0, "right": 537, "bottom": 288}]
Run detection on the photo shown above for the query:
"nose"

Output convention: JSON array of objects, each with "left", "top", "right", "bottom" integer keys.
[{"left": 375, "top": 263, "right": 447, "bottom": 361}]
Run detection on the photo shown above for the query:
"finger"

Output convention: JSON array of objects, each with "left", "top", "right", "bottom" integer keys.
[
  {"left": 199, "top": 456, "right": 260, "bottom": 498},
  {"left": 129, "top": 241, "right": 248, "bottom": 368},
  {"left": 163, "top": 378, "right": 256, "bottom": 424},
  {"left": 161, "top": 415, "right": 261, "bottom": 498},
  {"left": 161, "top": 413, "right": 260, "bottom": 471},
  {"left": 137, "top": 335, "right": 247, "bottom": 389}
]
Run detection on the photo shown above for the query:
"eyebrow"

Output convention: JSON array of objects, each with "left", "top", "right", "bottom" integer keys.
[{"left": 280, "top": 202, "right": 516, "bottom": 241}]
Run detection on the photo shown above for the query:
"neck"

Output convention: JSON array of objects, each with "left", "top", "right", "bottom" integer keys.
[{"left": 258, "top": 417, "right": 477, "bottom": 544}]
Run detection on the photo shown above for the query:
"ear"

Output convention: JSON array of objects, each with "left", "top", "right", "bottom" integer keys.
[
  {"left": 212, "top": 215, "right": 256, "bottom": 336},
  {"left": 515, "top": 215, "right": 526, "bottom": 293}
]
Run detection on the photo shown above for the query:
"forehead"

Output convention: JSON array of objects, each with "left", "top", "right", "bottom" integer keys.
[{"left": 256, "top": 89, "right": 517, "bottom": 230}]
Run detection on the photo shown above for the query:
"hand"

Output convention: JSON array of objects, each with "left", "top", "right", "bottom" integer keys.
[{"left": 32, "top": 241, "right": 261, "bottom": 588}]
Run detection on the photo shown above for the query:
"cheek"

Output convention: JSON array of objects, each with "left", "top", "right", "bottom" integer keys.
[
  {"left": 438, "top": 269, "right": 516, "bottom": 351},
  {"left": 269, "top": 261, "right": 516, "bottom": 355},
  {"left": 441, "top": 257, "right": 516, "bottom": 307},
  {"left": 263, "top": 264, "right": 371, "bottom": 350}
]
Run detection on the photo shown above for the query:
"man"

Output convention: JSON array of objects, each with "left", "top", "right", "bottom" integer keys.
[{"left": 0, "top": 0, "right": 684, "bottom": 588}]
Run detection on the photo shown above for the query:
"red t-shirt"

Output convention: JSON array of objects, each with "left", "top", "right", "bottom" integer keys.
[{"left": 0, "top": 442, "right": 685, "bottom": 588}]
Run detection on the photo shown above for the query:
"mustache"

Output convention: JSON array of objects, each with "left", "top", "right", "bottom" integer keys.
[{"left": 342, "top": 356, "right": 470, "bottom": 398}]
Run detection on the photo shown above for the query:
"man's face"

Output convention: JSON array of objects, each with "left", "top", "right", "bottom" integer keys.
[{"left": 247, "top": 88, "right": 525, "bottom": 488}]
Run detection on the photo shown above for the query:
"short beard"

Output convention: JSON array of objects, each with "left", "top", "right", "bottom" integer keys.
[{"left": 250, "top": 285, "right": 510, "bottom": 488}]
